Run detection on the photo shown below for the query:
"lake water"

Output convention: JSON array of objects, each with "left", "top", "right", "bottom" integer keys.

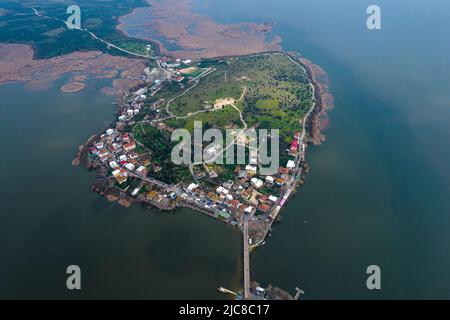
[
  {"left": 0, "top": 78, "right": 241, "bottom": 299},
  {"left": 1, "top": 0, "right": 450, "bottom": 299},
  {"left": 194, "top": 0, "right": 450, "bottom": 298}
]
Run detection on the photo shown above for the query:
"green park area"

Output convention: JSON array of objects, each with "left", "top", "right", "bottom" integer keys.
[{"left": 166, "top": 53, "right": 313, "bottom": 143}]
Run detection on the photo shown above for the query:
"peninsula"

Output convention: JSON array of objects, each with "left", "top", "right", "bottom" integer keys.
[
  {"left": 4, "top": 0, "right": 333, "bottom": 300},
  {"left": 75, "top": 50, "right": 331, "bottom": 299}
]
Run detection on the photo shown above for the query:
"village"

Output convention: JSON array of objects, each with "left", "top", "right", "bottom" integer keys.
[
  {"left": 83, "top": 53, "right": 310, "bottom": 249},
  {"left": 79, "top": 51, "right": 318, "bottom": 300}
]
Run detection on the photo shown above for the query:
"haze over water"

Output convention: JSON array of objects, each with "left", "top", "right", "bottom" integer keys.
[{"left": 1, "top": 0, "right": 450, "bottom": 299}]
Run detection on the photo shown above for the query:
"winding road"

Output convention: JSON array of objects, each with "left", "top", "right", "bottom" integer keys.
[{"left": 15, "top": 0, "right": 153, "bottom": 59}]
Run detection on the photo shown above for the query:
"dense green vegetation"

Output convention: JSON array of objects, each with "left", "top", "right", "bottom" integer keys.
[
  {"left": 133, "top": 123, "right": 191, "bottom": 183},
  {"left": 133, "top": 123, "right": 173, "bottom": 163},
  {"left": 164, "top": 107, "right": 242, "bottom": 132},
  {"left": 0, "top": 0, "right": 156, "bottom": 58}
]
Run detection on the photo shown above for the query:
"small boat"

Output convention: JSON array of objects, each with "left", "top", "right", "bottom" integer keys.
[{"left": 218, "top": 287, "right": 237, "bottom": 295}]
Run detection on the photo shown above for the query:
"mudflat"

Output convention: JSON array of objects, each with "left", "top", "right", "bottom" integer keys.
[
  {"left": 0, "top": 43, "right": 146, "bottom": 95},
  {"left": 117, "top": 0, "right": 281, "bottom": 59},
  {"left": 60, "top": 82, "right": 86, "bottom": 93}
]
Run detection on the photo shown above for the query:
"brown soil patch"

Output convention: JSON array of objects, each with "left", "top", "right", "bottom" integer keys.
[{"left": 214, "top": 97, "right": 235, "bottom": 109}]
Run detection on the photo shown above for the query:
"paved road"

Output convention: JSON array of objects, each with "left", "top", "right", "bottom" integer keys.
[
  {"left": 127, "top": 171, "right": 171, "bottom": 189},
  {"left": 243, "top": 218, "right": 251, "bottom": 299}
]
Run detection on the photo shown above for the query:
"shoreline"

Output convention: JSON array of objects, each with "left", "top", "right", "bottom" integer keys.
[{"left": 287, "top": 51, "right": 333, "bottom": 145}]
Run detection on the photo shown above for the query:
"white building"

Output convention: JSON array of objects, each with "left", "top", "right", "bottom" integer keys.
[
  {"left": 286, "top": 160, "right": 296, "bottom": 170},
  {"left": 131, "top": 188, "right": 140, "bottom": 196},
  {"left": 125, "top": 163, "right": 136, "bottom": 171},
  {"left": 245, "top": 165, "right": 257, "bottom": 174},
  {"left": 216, "top": 186, "right": 229, "bottom": 195},
  {"left": 109, "top": 161, "right": 119, "bottom": 169},
  {"left": 251, "top": 177, "right": 264, "bottom": 189},
  {"left": 216, "top": 186, "right": 224, "bottom": 194},
  {"left": 187, "top": 183, "right": 198, "bottom": 192},
  {"left": 265, "top": 176, "right": 275, "bottom": 184},
  {"left": 134, "top": 88, "right": 146, "bottom": 96},
  {"left": 137, "top": 166, "right": 146, "bottom": 174},
  {"left": 112, "top": 169, "right": 121, "bottom": 178}
]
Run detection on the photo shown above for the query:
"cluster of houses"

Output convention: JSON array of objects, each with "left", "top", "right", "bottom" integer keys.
[
  {"left": 174, "top": 130, "right": 304, "bottom": 223},
  {"left": 182, "top": 155, "right": 298, "bottom": 223},
  {"left": 90, "top": 130, "right": 151, "bottom": 186},
  {"left": 89, "top": 83, "right": 163, "bottom": 186},
  {"left": 87, "top": 58, "right": 196, "bottom": 199},
  {"left": 160, "top": 57, "right": 192, "bottom": 69},
  {"left": 145, "top": 189, "right": 173, "bottom": 208},
  {"left": 160, "top": 57, "right": 196, "bottom": 87},
  {"left": 88, "top": 59, "right": 202, "bottom": 203}
]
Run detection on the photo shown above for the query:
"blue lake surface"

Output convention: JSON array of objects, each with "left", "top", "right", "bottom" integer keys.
[{"left": 194, "top": 0, "right": 450, "bottom": 298}]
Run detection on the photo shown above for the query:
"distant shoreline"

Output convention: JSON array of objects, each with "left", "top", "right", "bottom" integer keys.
[{"left": 116, "top": 0, "right": 282, "bottom": 59}]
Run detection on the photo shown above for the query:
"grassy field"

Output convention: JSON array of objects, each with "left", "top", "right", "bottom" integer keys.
[
  {"left": 168, "top": 70, "right": 243, "bottom": 117},
  {"left": 166, "top": 53, "right": 313, "bottom": 143},
  {"left": 164, "top": 107, "right": 242, "bottom": 132}
]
